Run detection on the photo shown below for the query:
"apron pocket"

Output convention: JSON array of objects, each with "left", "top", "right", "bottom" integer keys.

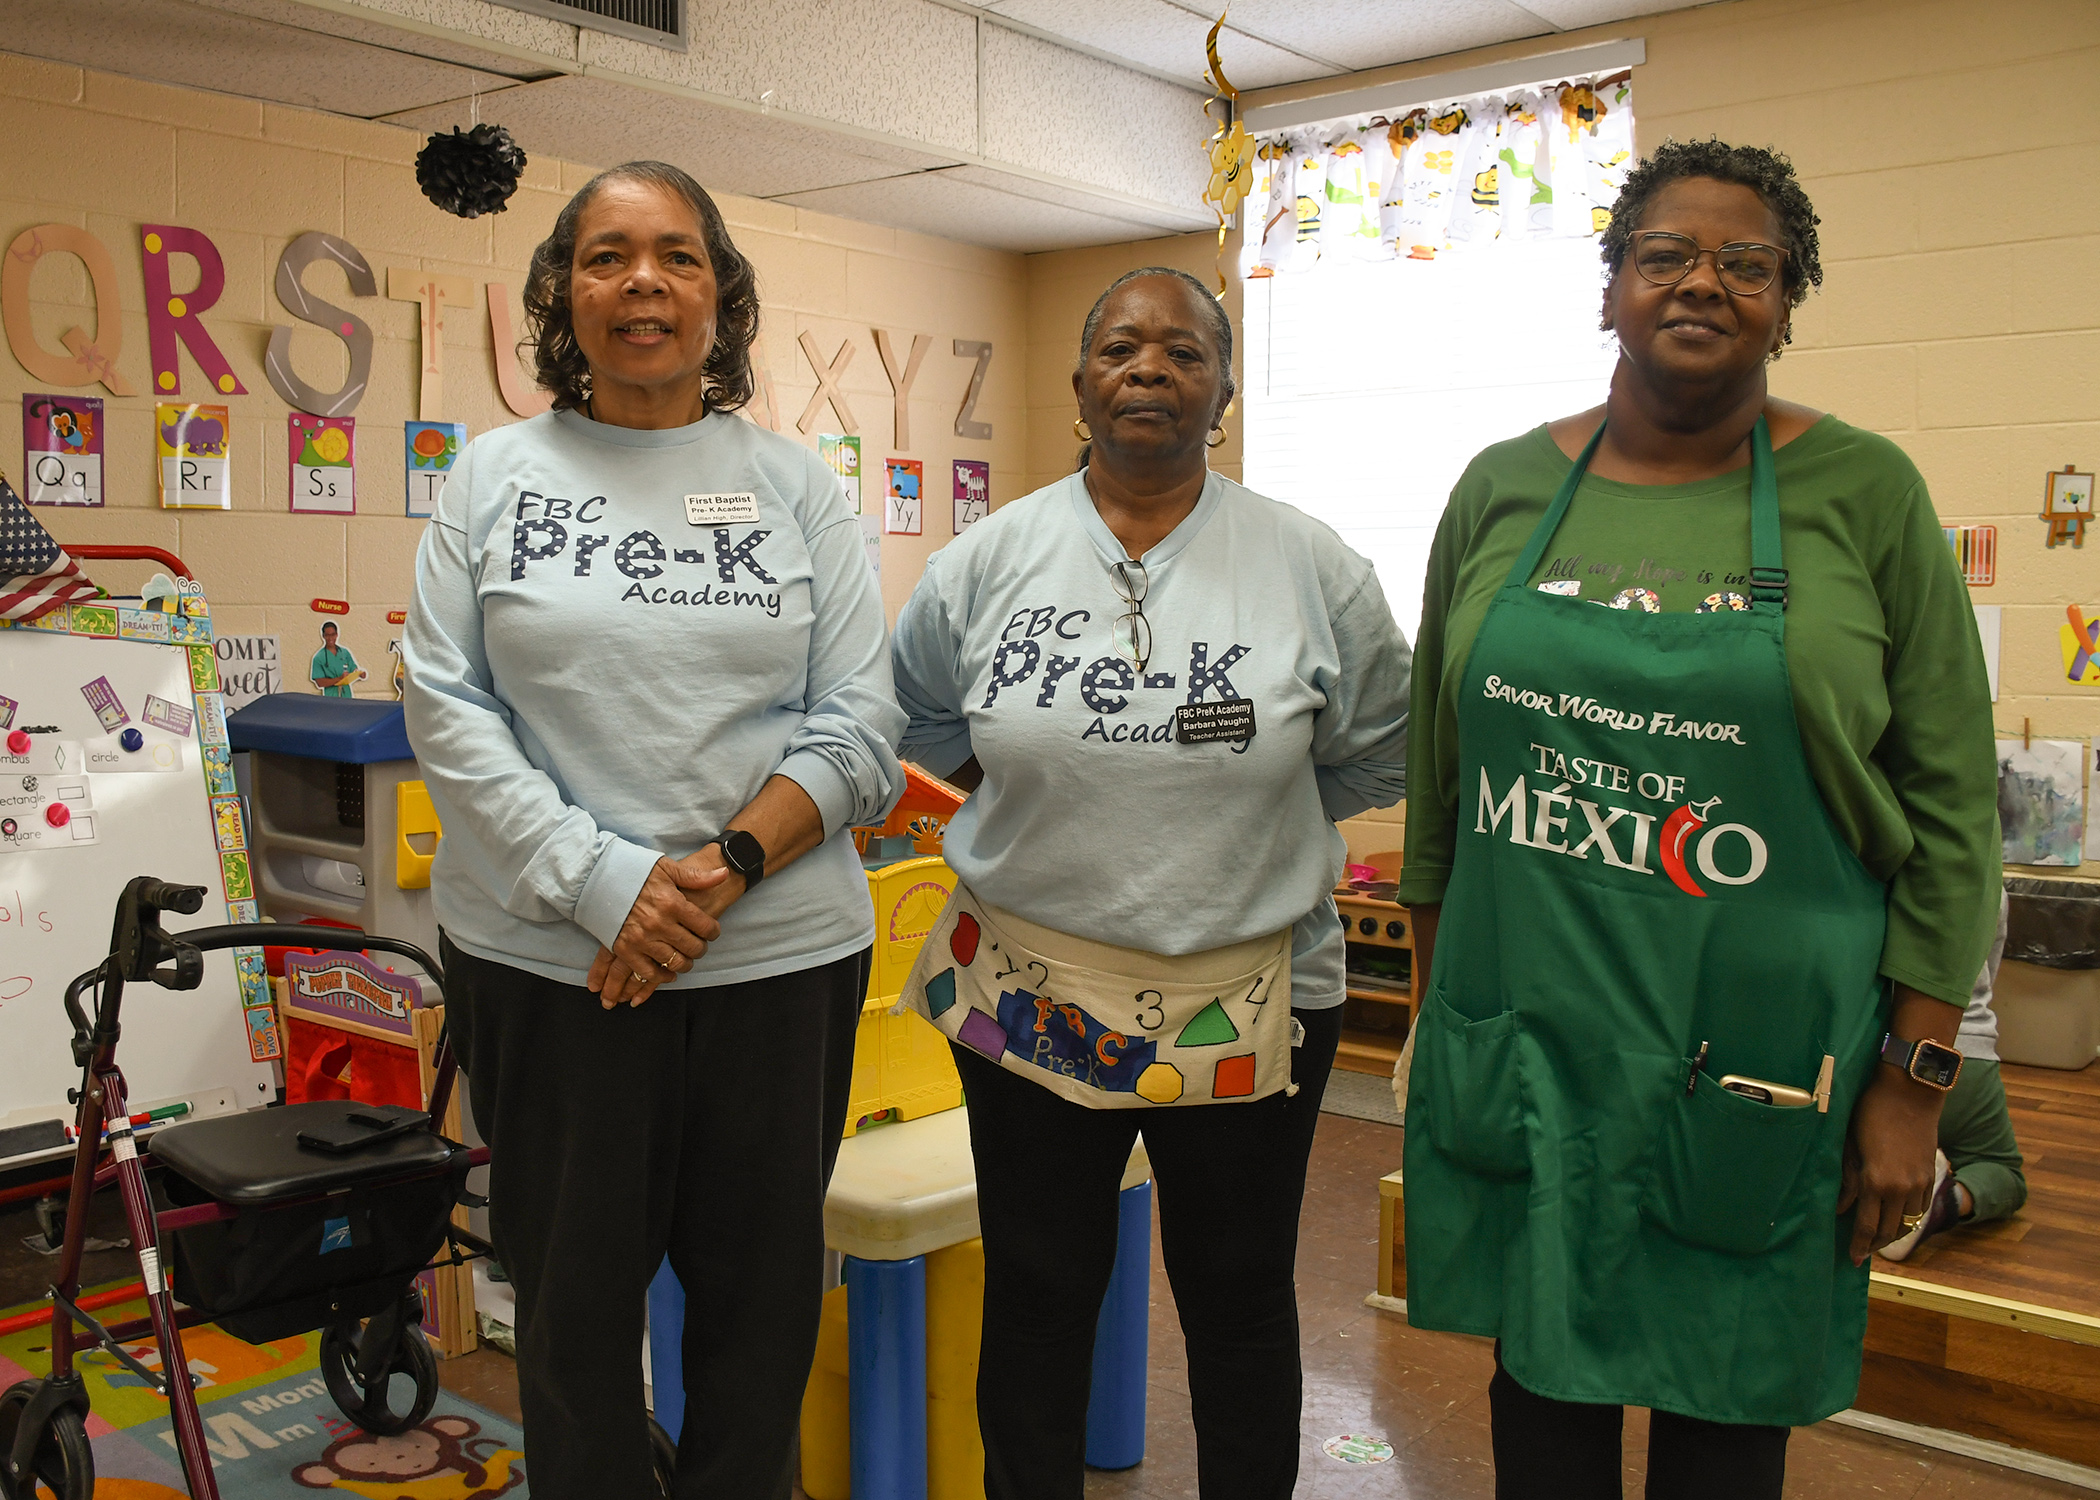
[
  {"left": 1641, "top": 1072, "right": 1823, "bottom": 1256},
  {"left": 1417, "top": 989, "right": 1529, "bottom": 1180}
]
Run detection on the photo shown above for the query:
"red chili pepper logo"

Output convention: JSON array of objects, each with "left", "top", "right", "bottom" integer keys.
[{"left": 1659, "top": 795, "right": 1723, "bottom": 897}]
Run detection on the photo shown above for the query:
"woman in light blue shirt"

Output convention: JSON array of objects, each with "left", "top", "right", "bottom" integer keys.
[
  {"left": 404, "top": 161, "right": 902, "bottom": 1498},
  {"left": 891, "top": 266, "right": 1411, "bottom": 1500}
]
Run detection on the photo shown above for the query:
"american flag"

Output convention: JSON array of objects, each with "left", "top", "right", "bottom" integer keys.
[{"left": 0, "top": 473, "right": 100, "bottom": 621}]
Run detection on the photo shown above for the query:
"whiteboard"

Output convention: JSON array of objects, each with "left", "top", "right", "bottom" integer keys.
[{"left": 0, "top": 620, "right": 275, "bottom": 1164}]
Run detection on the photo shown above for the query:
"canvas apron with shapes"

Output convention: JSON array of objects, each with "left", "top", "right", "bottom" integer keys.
[
  {"left": 896, "top": 883, "right": 1293, "bottom": 1108},
  {"left": 1402, "top": 418, "right": 1891, "bottom": 1428}
]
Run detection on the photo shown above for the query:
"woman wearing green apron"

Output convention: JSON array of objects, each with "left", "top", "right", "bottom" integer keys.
[{"left": 1398, "top": 141, "right": 2000, "bottom": 1497}]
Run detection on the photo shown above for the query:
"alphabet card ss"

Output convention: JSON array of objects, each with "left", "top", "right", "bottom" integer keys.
[{"left": 288, "top": 413, "right": 355, "bottom": 514}]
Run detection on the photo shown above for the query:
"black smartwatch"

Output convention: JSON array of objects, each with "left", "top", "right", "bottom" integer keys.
[
  {"left": 1879, "top": 1032, "right": 1962, "bottom": 1092},
  {"left": 719, "top": 829, "right": 766, "bottom": 889}
]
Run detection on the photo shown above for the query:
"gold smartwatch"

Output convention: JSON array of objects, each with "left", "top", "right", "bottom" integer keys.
[{"left": 1879, "top": 1033, "right": 1962, "bottom": 1091}]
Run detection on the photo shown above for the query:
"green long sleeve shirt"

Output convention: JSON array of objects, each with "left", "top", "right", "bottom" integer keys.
[{"left": 1397, "top": 415, "right": 2002, "bottom": 1006}]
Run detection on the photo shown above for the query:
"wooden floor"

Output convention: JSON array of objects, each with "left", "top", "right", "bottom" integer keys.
[{"left": 1874, "top": 1060, "right": 2100, "bottom": 1322}]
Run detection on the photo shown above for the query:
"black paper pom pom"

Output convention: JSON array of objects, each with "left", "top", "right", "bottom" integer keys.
[{"left": 415, "top": 123, "right": 528, "bottom": 219}]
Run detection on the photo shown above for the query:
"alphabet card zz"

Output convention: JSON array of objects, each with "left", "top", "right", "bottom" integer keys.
[{"left": 288, "top": 413, "right": 355, "bottom": 514}]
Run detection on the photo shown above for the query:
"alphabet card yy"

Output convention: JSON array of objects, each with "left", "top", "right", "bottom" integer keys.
[
  {"left": 22, "top": 394, "right": 103, "bottom": 507},
  {"left": 885, "top": 458, "right": 923, "bottom": 536},
  {"left": 288, "top": 413, "right": 355, "bottom": 514},
  {"left": 156, "top": 402, "right": 230, "bottom": 509}
]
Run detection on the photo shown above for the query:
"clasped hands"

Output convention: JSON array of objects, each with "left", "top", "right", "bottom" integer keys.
[{"left": 590, "top": 847, "right": 743, "bottom": 1008}]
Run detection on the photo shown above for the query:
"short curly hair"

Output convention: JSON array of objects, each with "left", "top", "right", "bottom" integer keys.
[
  {"left": 1600, "top": 139, "right": 1823, "bottom": 329},
  {"left": 521, "top": 160, "right": 759, "bottom": 414}
]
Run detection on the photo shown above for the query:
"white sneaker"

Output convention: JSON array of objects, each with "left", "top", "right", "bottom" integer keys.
[{"left": 1878, "top": 1150, "right": 1954, "bottom": 1263}]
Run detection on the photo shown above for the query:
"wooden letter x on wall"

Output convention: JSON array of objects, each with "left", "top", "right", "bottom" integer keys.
[{"left": 797, "top": 332, "right": 858, "bottom": 434}]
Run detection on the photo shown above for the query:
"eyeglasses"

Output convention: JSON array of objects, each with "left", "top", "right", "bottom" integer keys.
[
  {"left": 1110, "top": 560, "right": 1152, "bottom": 674},
  {"left": 1630, "top": 231, "right": 1786, "bottom": 296}
]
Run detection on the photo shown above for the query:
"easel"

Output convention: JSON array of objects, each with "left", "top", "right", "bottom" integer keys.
[{"left": 2043, "top": 463, "right": 2090, "bottom": 549}]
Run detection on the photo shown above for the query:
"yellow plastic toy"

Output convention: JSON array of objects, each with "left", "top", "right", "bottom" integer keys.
[
  {"left": 799, "top": 1239, "right": 986, "bottom": 1500},
  {"left": 846, "top": 855, "right": 964, "bottom": 1136}
]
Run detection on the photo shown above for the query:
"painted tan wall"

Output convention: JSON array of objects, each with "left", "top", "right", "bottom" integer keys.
[
  {"left": 1238, "top": 0, "right": 2100, "bottom": 878},
  {"left": 0, "top": 53, "right": 1027, "bottom": 680}
]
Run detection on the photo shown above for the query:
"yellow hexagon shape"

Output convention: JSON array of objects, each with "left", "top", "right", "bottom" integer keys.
[{"left": 1135, "top": 1062, "right": 1184, "bottom": 1104}]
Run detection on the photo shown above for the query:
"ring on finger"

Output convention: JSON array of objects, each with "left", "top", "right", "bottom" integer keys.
[{"left": 1900, "top": 1211, "right": 1926, "bottom": 1230}]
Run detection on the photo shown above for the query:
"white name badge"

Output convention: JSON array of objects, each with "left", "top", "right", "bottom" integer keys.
[{"left": 685, "top": 492, "right": 762, "bottom": 526}]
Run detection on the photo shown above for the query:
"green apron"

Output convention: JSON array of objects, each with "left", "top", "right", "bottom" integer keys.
[{"left": 1403, "top": 418, "right": 1888, "bottom": 1428}]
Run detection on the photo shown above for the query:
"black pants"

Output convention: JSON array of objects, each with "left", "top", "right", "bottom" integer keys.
[
  {"left": 1490, "top": 1347, "right": 1790, "bottom": 1500},
  {"left": 957, "top": 1005, "right": 1341, "bottom": 1500},
  {"left": 443, "top": 936, "right": 868, "bottom": 1500}
]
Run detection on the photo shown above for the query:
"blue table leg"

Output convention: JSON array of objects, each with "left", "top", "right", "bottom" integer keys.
[
  {"left": 1085, "top": 1178, "right": 1151, "bottom": 1470},
  {"left": 846, "top": 1253, "right": 928, "bottom": 1500},
  {"left": 648, "top": 1255, "right": 686, "bottom": 1443}
]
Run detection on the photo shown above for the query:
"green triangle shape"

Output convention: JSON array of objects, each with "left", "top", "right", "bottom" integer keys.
[{"left": 1174, "top": 998, "right": 1240, "bottom": 1048}]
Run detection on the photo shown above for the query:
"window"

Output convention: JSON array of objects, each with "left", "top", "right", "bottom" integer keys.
[{"left": 1243, "top": 240, "right": 1617, "bottom": 639}]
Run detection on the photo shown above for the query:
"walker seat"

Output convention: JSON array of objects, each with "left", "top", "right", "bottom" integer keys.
[{"left": 150, "top": 1100, "right": 471, "bottom": 1345}]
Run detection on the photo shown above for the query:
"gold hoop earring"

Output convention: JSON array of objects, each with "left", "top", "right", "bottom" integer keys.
[
  {"left": 1073, "top": 416, "right": 1093, "bottom": 442},
  {"left": 1206, "top": 424, "right": 1228, "bottom": 449}
]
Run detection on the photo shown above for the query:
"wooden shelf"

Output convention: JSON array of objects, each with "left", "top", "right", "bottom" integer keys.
[{"left": 1335, "top": 1027, "right": 1403, "bottom": 1077}]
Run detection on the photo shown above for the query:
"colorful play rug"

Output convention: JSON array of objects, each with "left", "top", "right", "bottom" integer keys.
[{"left": 1, "top": 1285, "right": 528, "bottom": 1498}]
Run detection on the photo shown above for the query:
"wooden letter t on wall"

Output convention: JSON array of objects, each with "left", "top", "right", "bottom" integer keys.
[{"left": 389, "top": 268, "right": 477, "bottom": 421}]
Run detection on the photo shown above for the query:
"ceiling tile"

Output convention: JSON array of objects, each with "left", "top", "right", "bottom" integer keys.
[
  {"left": 194, "top": 0, "right": 560, "bottom": 78},
  {"left": 382, "top": 74, "right": 963, "bottom": 199},
  {"left": 981, "top": 0, "right": 1340, "bottom": 89},
  {"left": 0, "top": 0, "right": 523, "bottom": 116},
  {"left": 1514, "top": 0, "right": 1698, "bottom": 28},
  {"left": 774, "top": 168, "right": 1167, "bottom": 253},
  {"left": 1156, "top": 0, "right": 1558, "bottom": 73}
]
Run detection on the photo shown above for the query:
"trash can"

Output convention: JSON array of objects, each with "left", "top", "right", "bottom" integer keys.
[{"left": 1995, "top": 877, "right": 2100, "bottom": 1071}]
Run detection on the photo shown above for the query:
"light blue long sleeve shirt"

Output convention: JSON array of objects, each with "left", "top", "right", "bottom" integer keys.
[
  {"left": 890, "top": 470, "right": 1412, "bottom": 1007},
  {"left": 403, "top": 408, "right": 905, "bottom": 988}
]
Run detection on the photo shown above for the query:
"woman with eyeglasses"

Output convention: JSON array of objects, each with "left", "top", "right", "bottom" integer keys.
[
  {"left": 889, "top": 264, "right": 1411, "bottom": 1499},
  {"left": 1398, "top": 141, "right": 1999, "bottom": 1498}
]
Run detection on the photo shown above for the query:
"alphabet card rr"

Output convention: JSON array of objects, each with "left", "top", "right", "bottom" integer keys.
[
  {"left": 22, "top": 394, "right": 103, "bottom": 507},
  {"left": 156, "top": 402, "right": 230, "bottom": 509},
  {"left": 288, "top": 413, "right": 355, "bottom": 513}
]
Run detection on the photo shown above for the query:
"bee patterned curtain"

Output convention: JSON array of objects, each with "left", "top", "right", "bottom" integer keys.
[{"left": 1246, "top": 72, "right": 1633, "bottom": 276}]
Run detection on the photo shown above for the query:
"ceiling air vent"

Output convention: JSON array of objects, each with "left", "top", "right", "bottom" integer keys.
[{"left": 486, "top": 0, "right": 684, "bottom": 50}]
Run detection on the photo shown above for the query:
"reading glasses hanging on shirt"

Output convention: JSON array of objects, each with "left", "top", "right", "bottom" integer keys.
[{"left": 1111, "top": 559, "right": 1153, "bottom": 675}]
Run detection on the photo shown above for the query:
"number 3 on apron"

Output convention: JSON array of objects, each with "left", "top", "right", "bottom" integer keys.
[
  {"left": 1403, "top": 417, "right": 1891, "bottom": 1428},
  {"left": 896, "top": 884, "right": 1294, "bottom": 1108}
]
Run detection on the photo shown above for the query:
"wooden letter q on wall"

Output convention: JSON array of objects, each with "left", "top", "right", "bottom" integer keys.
[{"left": 1, "top": 224, "right": 135, "bottom": 395}]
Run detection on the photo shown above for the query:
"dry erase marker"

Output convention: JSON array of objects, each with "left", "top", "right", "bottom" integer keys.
[{"left": 67, "top": 1101, "right": 190, "bottom": 1142}]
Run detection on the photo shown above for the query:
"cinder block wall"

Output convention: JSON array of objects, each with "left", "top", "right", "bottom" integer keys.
[{"left": 0, "top": 54, "right": 1027, "bottom": 667}]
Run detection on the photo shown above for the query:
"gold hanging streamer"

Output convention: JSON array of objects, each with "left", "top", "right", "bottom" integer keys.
[{"left": 1200, "top": 12, "right": 1253, "bottom": 296}]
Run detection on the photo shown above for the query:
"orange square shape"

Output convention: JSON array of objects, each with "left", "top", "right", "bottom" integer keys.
[{"left": 1213, "top": 1053, "right": 1256, "bottom": 1099}]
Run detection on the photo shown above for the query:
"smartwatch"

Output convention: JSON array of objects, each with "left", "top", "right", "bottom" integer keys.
[
  {"left": 1879, "top": 1032, "right": 1962, "bottom": 1091},
  {"left": 719, "top": 829, "right": 766, "bottom": 889}
]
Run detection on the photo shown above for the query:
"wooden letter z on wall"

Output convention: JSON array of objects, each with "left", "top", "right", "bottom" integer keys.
[
  {"left": 953, "top": 340, "right": 992, "bottom": 440},
  {"left": 797, "top": 332, "right": 858, "bottom": 434}
]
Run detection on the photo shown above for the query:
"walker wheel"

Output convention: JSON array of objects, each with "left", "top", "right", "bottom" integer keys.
[
  {"left": 649, "top": 1417, "right": 676, "bottom": 1492},
  {"left": 0, "top": 1383, "right": 94, "bottom": 1500},
  {"left": 319, "top": 1317, "right": 439, "bottom": 1436}
]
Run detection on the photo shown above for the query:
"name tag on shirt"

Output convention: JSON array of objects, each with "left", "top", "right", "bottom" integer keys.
[
  {"left": 685, "top": 492, "right": 761, "bottom": 525},
  {"left": 1175, "top": 700, "right": 1257, "bottom": 744}
]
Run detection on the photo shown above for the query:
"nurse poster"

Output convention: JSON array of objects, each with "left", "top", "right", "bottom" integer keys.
[{"left": 22, "top": 393, "right": 103, "bottom": 506}]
